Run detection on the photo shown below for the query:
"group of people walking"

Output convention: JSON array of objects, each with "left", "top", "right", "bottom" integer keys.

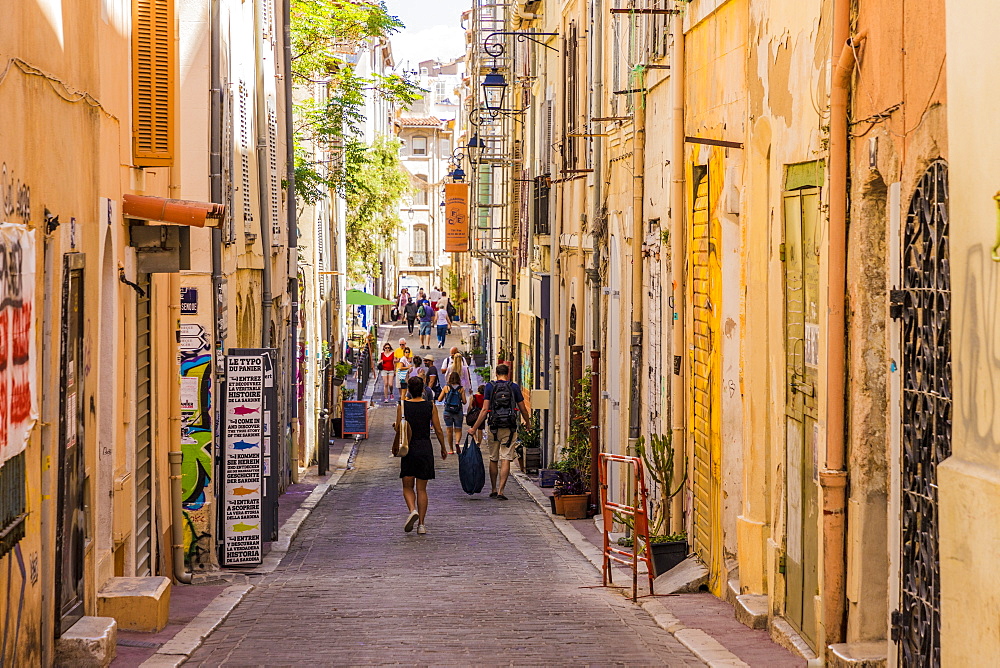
[
  {"left": 394, "top": 287, "right": 456, "bottom": 348},
  {"left": 387, "top": 356, "right": 531, "bottom": 535}
]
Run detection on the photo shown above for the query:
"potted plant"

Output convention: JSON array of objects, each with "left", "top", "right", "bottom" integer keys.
[
  {"left": 473, "top": 366, "right": 491, "bottom": 383},
  {"left": 470, "top": 346, "right": 487, "bottom": 367},
  {"left": 634, "top": 432, "right": 689, "bottom": 576},
  {"left": 331, "top": 360, "right": 352, "bottom": 386},
  {"left": 552, "top": 369, "right": 593, "bottom": 518},
  {"left": 517, "top": 415, "right": 543, "bottom": 473}
]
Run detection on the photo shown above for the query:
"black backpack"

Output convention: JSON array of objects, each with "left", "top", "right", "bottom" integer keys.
[{"left": 487, "top": 380, "right": 519, "bottom": 431}]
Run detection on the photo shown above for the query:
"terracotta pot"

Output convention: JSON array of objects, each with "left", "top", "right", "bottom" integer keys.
[
  {"left": 560, "top": 494, "right": 589, "bottom": 520},
  {"left": 553, "top": 494, "right": 566, "bottom": 515}
]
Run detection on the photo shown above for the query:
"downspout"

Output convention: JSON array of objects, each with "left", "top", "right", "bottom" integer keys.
[
  {"left": 628, "top": 74, "right": 646, "bottom": 442},
  {"left": 824, "top": 0, "right": 866, "bottom": 643},
  {"left": 668, "top": 7, "right": 685, "bottom": 535},
  {"left": 168, "top": 8, "right": 192, "bottom": 585},
  {"left": 283, "top": 0, "right": 300, "bottom": 482},
  {"left": 255, "top": 0, "right": 274, "bottom": 349},
  {"left": 588, "top": 0, "right": 604, "bottom": 504}
]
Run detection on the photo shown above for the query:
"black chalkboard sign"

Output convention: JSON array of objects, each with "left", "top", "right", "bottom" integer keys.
[{"left": 342, "top": 401, "right": 369, "bottom": 438}]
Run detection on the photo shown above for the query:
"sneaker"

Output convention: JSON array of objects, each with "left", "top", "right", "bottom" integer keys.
[
  {"left": 404, "top": 510, "right": 419, "bottom": 533},
  {"left": 417, "top": 524, "right": 427, "bottom": 535}
]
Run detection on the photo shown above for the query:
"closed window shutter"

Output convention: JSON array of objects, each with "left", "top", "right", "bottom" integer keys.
[
  {"left": 239, "top": 81, "right": 253, "bottom": 224},
  {"left": 268, "top": 103, "right": 282, "bottom": 246},
  {"left": 132, "top": 0, "right": 174, "bottom": 166}
]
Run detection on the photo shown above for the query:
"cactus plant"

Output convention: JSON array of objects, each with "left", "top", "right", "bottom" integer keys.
[{"left": 634, "top": 433, "right": 687, "bottom": 535}]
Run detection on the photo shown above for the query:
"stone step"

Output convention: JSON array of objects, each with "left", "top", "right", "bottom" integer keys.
[
  {"left": 56, "top": 616, "right": 117, "bottom": 667},
  {"left": 828, "top": 641, "right": 888, "bottom": 668},
  {"left": 97, "top": 576, "right": 171, "bottom": 632},
  {"left": 735, "top": 594, "right": 768, "bottom": 630}
]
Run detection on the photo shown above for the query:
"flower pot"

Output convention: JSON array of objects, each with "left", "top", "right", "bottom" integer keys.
[
  {"left": 472, "top": 354, "right": 487, "bottom": 367},
  {"left": 560, "top": 494, "right": 590, "bottom": 520},
  {"left": 553, "top": 494, "right": 566, "bottom": 515},
  {"left": 650, "top": 540, "right": 688, "bottom": 577},
  {"left": 331, "top": 376, "right": 345, "bottom": 386},
  {"left": 538, "top": 469, "right": 559, "bottom": 488},
  {"left": 549, "top": 496, "right": 557, "bottom": 514}
]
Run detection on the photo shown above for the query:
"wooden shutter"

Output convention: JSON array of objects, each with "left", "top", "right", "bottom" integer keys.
[{"left": 132, "top": 0, "right": 174, "bottom": 166}]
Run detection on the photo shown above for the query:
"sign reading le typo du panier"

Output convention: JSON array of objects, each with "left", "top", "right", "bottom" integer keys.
[{"left": 223, "top": 352, "right": 265, "bottom": 566}]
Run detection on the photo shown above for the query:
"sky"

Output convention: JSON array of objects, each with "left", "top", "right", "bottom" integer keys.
[{"left": 383, "top": 0, "right": 468, "bottom": 71}]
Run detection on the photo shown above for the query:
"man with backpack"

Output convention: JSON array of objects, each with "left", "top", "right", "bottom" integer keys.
[
  {"left": 417, "top": 297, "right": 434, "bottom": 349},
  {"left": 467, "top": 364, "right": 531, "bottom": 500}
]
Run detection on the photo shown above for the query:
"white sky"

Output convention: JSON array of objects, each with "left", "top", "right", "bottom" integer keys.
[{"left": 383, "top": 0, "right": 468, "bottom": 70}]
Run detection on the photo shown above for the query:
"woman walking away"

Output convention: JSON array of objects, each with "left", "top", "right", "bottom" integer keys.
[
  {"left": 435, "top": 305, "right": 450, "bottom": 348},
  {"left": 395, "top": 347, "right": 413, "bottom": 400},
  {"left": 437, "top": 371, "right": 467, "bottom": 454},
  {"left": 393, "top": 376, "right": 447, "bottom": 534},
  {"left": 403, "top": 298, "right": 418, "bottom": 334},
  {"left": 379, "top": 343, "right": 396, "bottom": 401}
]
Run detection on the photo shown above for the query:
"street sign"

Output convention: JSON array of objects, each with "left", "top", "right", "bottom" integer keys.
[
  {"left": 495, "top": 279, "right": 512, "bottom": 303},
  {"left": 222, "top": 351, "right": 265, "bottom": 566}
]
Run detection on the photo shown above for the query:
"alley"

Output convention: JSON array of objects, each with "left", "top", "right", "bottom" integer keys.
[{"left": 185, "top": 408, "right": 703, "bottom": 667}]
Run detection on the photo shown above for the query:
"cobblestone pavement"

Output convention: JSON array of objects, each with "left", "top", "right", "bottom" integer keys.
[{"left": 186, "top": 407, "right": 704, "bottom": 667}]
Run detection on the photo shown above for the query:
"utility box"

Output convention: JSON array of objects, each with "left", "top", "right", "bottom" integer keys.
[{"left": 129, "top": 223, "right": 191, "bottom": 273}]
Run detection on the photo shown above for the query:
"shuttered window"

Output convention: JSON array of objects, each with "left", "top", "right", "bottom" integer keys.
[{"left": 132, "top": 0, "right": 175, "bottom": 166}]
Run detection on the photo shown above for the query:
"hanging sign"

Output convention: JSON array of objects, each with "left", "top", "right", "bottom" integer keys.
[
  {"left": 222, "top": 351, "right": 265, "bottom": 566},
  {"left": 444, "top": 183, "right": 470, "bottom": 252},
  {"left": 495, "top": 279, "right": 512, "bottom": 303}
]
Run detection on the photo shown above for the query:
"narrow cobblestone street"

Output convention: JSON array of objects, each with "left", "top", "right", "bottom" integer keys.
[{"left": 185, "top": 407, "right": 704, "bottom": 666}]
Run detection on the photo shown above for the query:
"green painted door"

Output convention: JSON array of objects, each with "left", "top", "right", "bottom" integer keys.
[{"left": 784, "top": 188, "right": 821, "bottom": 649}]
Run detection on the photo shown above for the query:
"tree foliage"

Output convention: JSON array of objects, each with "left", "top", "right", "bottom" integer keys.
[{"left": 290, "top": 0, "right": 423, "bottom": 279}]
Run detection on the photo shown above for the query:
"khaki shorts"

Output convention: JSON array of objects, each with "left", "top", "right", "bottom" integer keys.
[{"left": 487, "top": 428, "right": 518, "bottom": 462}]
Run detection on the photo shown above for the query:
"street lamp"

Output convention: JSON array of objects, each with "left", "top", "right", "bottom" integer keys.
[
  {"left": 481, "top": 68, "right": 508, "bottom": 115},
  {"left": 449, "top": 165, "right": 466, "bottom": 182},
  {"left": 466, "top": 134, "right": 486, "bottom": 166}
]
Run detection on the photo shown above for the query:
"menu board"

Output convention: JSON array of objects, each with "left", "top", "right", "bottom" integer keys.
[
  {"left": 342, "top": 400, "right": 369, "bottom": 438},
  {"left": 222, "top": 352, "right": 265, "bottom": 566}
]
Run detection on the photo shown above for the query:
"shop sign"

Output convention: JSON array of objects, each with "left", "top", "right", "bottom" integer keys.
[{"left": 444, "top": 183, "right": 470, "bottom": 252}]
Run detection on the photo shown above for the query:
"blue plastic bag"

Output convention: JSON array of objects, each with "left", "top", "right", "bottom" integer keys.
[{"left": 458, "top": 435, "right": 486, "bottom": 495}]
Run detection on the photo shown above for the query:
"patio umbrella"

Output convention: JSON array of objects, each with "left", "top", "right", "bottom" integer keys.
[{"left": 345, "top": 289, "right": 394, "bottom": 306}]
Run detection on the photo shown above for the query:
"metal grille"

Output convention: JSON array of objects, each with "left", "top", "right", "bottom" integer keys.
[
  {"left": 0, "top": 452, "right": 26, "bottom": 558},
  {"left": 897, "top": 160, "right": 950, "bottom": 668},
  {"left": 134, "top": 274, "right": 153, "bottom": 577}
]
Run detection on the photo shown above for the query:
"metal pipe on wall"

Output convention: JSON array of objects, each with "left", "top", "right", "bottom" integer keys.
[
  {"left": 254, "top": 0, "right": 274, "bottom": 349},
  {"left": 824, "top": 0, "right": 865, "bottom": 644},
  {"left": 628, "top": 78, "right": 647, "bottom": 442},
  {"left": 282, "top": 0, "right": 300, "bottom": 483},
  {"left": 668, "top": 8, "right": 686, "bottom": 535},
  {"left": 168, "top": 273, "right": 192, "bottom": 584}
]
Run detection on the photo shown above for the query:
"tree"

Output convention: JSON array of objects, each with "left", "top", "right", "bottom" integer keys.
[{"left": 290, "top": 0, "right": 422, "bottom": 278}]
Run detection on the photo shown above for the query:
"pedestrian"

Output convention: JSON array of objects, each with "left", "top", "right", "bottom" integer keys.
[
  {"left": 395, "top": 347, "right": 413, "bottom": 399},
  {"left": 409, "top": 355, "right": 423, "bottom": 379},
  {"left": 417, "top": 297, "right": 434, "bottom": 349},
  {"left": 441, "top": 347, "right": 473, "bottom": 395},
  {"left": 467, "top": 364, "right": 531, "bottom": 500},
  {"left": 429, "top": 285, "right": 442, "bottom": 311},
  {"left": 379, "top": 343, "right": 396, "bottom": 401},
  {"left": 393, "top": 375, "right": 447, "bottom": 535},
  {"left": 469, "top": 385, "right": 486, "bottom": 445},
  {"left": 403, "top": 298, "right": 418, "bottom": 334},
  {"left": 423, "top": 357, "right": 440, "bottom": 396},
  {"left": 396, "top": 288, "right": 409, "bottom": 320},
  {"left": 437, "top": 371, "right": 467, "bottom": 454},
  {"left": 438, "top": 291, "right": 454, "bottom": 333},
  {"left": 435, "top": 305, "right": 450, "bottom": 348},
  {"left": 393, "top": 338, "right": 407, "bottom": 360},
  {"left": 416, "top": 367, "right": 436, "bottom": 402}
]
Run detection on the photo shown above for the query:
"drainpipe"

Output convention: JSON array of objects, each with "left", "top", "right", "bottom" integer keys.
[
  {"left": 824, "top": 0, "right": 865, "bottom": 643},
  {"left": 209, "top": 0, "right": 226, "bottom": 490},
  {"left": 628, "top": 77, "right": 646, "bottom": 442},
  {"left": 669, "top": 8, "right": 685, "bottom": 535},
  {"left": 255, "top": 0, "right": 274, "bottom": 349},
  {"left": 589, "top": 0, "right": 604, "bottom": 502},
  {"left": 282, "top": 0, "right": 300, "bottom": 483},
  {"left": 168, "top": 273, "right": 192, "bottom": 584}
]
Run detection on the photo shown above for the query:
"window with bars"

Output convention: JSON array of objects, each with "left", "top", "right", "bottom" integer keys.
[{"left": 0, "top": 453, "right": 26, "bottom": 559}]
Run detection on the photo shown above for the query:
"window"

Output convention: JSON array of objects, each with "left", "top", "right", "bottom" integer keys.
[
  {"left": 411, "top": 136, "right": 428, "bottom": 156},
  {"left": 434, "top": 82, "right": 447, "bottom": 103},
  {"left": 412, "top": 225, "right": 429, "bottom": 266},
  {"left": 414, "top": 174, "right": 428, "bottom": 205},
  {"left": 132, "top": 0, "right": 175, "bottom": 165}
]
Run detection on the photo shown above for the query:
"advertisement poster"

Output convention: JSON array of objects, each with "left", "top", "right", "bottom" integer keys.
[
  {"left": 444, "top": 183, "right": 470, "bottom": 252},
  {"left": 222, "top": 353, "right": 265, "bottom": 566},
  {"left": 0, "top": 223, "right": 35, "bottom": 465}
]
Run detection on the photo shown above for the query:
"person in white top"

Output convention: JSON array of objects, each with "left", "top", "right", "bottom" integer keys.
[
  {"left": 435, "top": 307, "right": 450, "bottom": 348},
  {"left": 441, "top": 347, "right": 473, "bottom": 394}
]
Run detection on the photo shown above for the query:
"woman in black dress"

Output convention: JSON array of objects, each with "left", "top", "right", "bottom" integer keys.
[{"left": 392, "top": 375, "right": 447, "bottom": 534}]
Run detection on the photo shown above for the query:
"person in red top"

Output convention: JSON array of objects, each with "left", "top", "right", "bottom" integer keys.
[
  {"left": 379, "top": 343, "right": 396, "bottom": 401},
  {"left": 470, "top": 385, "right": 486, "bottom": 446}
]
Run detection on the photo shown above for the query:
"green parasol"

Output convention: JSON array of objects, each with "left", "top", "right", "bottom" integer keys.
[{"left": 345, "top": 289, "right": 395, "bottom": 306}]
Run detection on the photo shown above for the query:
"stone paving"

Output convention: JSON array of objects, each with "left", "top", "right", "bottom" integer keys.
[{"left": 185, "top": 407, "right": 704, "bottom": 667}]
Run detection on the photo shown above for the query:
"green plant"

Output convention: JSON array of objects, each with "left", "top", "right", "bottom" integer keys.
[
  {"left": 470, "top": 346, "right": 485, "bottom": 356},
  {"left": 554, "top": 368, "right": 593, "bottom": 495},
  {"left": 616, "top": 532, "right": 686, "bottom": 548},
  {"left": 517, "top": 414, "right": 542, "bottom": 450},
  {"left": 474, "top": 366, "right": 491, "bottom": 382},
  {"left": 340, "top": 386, "right": 355, "bottom": 400},
  {"left": 635, "top": 433, "right": 688, "bottom": 536},
  {"left": 334, "top": 360, "right": 353, "bottom": 378}
]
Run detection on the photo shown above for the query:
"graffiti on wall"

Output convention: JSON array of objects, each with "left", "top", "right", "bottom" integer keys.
[
  {"left": 179, "top": 320, "right": 214, "bottom": 564},
  {"left": 0, "top": 221, "right": 35, "bottom": 465}
]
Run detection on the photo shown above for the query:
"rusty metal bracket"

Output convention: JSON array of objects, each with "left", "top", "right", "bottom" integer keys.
[{"left": 992, "top": 191, "right": 1000, "bottom": 261}]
